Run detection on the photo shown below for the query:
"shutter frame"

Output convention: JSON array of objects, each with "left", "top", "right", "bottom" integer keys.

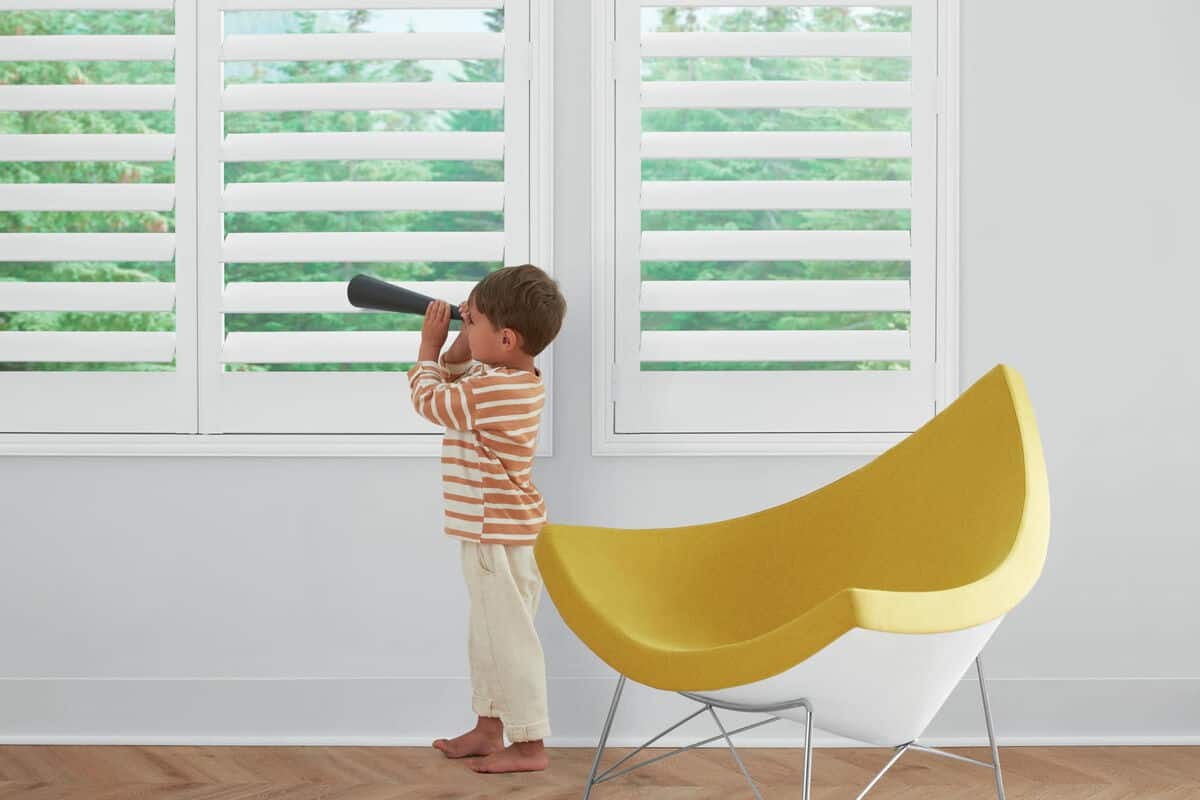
[
  {"left": 0, "top": 0, "right": 197, "bottom": 433},
  {"left": 602, "top": 0, "right": 950, "bottom": 442}
]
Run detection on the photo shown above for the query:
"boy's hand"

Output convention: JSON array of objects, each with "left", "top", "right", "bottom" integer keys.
[
  {"left": 442, "top": 301, "right": 472, "bottom": 363},
  {"left": 418, "top": 300, "right": 452, "bottom": 362}
]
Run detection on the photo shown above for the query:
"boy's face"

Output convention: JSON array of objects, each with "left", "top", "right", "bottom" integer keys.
[{"left": 463, "top": 296, "right": 522, "bottom": 363}]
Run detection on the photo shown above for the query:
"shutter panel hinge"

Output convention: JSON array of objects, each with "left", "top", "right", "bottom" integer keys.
[{"left": 609, "top": 38, "right": 620, "bottom": 82}]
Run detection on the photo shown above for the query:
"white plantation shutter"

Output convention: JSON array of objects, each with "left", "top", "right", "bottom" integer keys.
[
  {"left": 0, "top": 0, "right": 196, "bottom": 433},
  {"left": 197, "top": 0, "right": 544, "bottom": 434},
  {"left": 607, "top": 0, "right": 941, "bottom": 436}
]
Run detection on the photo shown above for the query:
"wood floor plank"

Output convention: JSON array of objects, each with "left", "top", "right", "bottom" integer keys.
[{"left": 0, "top": 745, "right": 1197, "bottom": 799}]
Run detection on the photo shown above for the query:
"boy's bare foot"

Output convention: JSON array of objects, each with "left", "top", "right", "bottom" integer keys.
[
  {"left": 470, "top": 740, "right": 548, "bottom": 774},
  {"left": 433, "top": 717, "right": 504, "bottom": 759}
]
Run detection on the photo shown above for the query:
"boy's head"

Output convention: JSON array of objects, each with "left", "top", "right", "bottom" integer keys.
[{"left": 464, "top": 264, "right": 566, "bottom": 366}]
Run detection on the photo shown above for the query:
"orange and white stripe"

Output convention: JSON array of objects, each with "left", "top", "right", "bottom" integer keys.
[{"left": 407, "top": 355, "right": 547, "bottom": 546}]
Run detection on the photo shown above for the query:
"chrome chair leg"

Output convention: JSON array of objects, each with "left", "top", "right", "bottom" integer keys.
[
  {"left": 976, "top": 656, "right": 1007, "bottom": 800},
  {"left": 583, "top": 675, "right": 625, "bottom": 800},
  {"left": 801, "top": 701, "right": 813, "bottom": 800},
  {"left": 708, "top": 706, "right": 763, "bottom": 800},
  {"left": 857, "top": 657, "right": 1006, "bottom": 800},
  {"left": 581, "top": 657, "right": 1006, "bottom": 800},
  {"left": 581, "top": 665, "right": 1001, "bottom": 800},
  {"left": 854, "top": 743, "right": 911, "bottom": 800}
]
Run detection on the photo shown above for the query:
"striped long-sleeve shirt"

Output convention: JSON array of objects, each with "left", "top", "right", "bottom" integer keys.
[{"left": 406, "top": 353, "right": 547, "bottom": 545}]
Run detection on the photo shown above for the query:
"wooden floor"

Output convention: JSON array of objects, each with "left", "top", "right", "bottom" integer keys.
[{"left": 1, "top": 744, "right": 1198, "bottom": 799}]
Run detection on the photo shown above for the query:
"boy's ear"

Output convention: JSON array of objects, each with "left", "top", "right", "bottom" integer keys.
[{"left": 501, "top": 327, "right": 523, "bottom": 350}]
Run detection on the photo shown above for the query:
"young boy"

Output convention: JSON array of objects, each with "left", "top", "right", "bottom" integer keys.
[{"left": 406, "top": 264, "right": 567, "bottom": 774}]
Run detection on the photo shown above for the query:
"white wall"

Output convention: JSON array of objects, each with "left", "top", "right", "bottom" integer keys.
[{"left": 2, "top": 0, "right": 1198, "bottom": 747}]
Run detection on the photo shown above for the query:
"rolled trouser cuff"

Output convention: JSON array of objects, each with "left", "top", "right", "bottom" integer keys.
[
  {"left": 504, "top": 718, "right": 551, "bottom": 743},
  {"left": 472, "top": 693, "right": 501, "bottom": 719}
]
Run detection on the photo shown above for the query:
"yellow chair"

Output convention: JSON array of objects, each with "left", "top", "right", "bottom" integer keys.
[{"left": 535, "top": 364, "right": 1050, "bottom": 800}]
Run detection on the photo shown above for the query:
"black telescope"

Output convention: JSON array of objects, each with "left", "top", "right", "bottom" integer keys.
[{"left": 346, "top": 274, "right": 463, "bottom": 321}]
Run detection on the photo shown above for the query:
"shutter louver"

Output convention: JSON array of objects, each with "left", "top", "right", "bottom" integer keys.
[
  {"left": 200, "top": 1, "right": 536, "bottom": 433},
  {"left": 611, "top": 0, "right": 937, "bottom": 434},
  {"left": 0, "top": 0, "right": 196, "bottom": 432}
]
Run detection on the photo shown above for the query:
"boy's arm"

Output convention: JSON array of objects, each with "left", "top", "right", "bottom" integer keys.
[
  {"left": 439, "top": 328, "right": 475, "bottom": 383},
  {"left": 407, "top": 361, "right": 473, "bottom": 429},
  {"left": 406, "top": 298, "right": 471, "bottom": 427},
  {"left": 406, "top": 346, "right": 477, "bottom": 428},
  {"left": 406, "top": 341, "right": 479, "bottom": 429}
]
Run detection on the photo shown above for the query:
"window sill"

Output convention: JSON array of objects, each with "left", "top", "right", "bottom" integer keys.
[
  {"left": 592, "top": 430, "right": 908, "bottom": 457},
  {"left": 0, "top": 433, "right": 556, "bottom": 458}
]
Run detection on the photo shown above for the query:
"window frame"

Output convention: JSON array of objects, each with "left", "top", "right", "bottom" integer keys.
[
  {"left": 0, "top": 0, "right": 555, "bottom": 457},
  {"left": 591, "top": 0, "right": 960, "bottom": 456}
]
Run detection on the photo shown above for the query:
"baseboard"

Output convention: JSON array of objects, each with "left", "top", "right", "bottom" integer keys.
[{"left": 0, "top": 675, "right": 1196, "bottom": 747}]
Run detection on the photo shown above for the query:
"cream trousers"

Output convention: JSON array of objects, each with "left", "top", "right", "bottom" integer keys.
[{"left": 460, "top": 540, "right": 551, "bottom": 743}]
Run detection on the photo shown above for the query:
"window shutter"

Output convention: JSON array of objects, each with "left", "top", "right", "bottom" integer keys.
[
  {"left": 198, "top": 0, "right": 541, "bottom": 433},
  {"left": 0, "top": 0, "right": 197, "bottom": 433},
  {"left": 610, "top": 0, "right": 938, "bottom": 435}
]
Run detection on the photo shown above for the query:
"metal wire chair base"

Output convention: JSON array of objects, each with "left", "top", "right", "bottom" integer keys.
[{"left": 581, "top": 657, "right": 1005, "bottom": 800}]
